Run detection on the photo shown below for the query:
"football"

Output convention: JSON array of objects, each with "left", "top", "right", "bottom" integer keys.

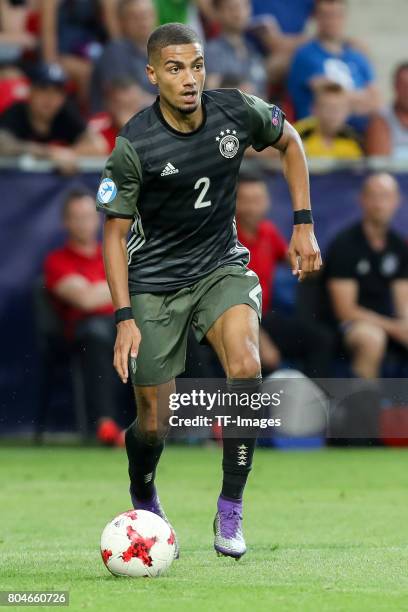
[{"left": 100, "top": 510, "right": 176, "bottom": 578}]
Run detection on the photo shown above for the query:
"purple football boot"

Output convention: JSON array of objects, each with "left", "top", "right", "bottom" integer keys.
[{"left": 213, "top": 496, "right": 246, "bottom": 559}]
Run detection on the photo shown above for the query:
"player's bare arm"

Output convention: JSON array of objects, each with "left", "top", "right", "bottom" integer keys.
[
  {"left": 103, "top": 216, "right": 141, "bottom": 384},
  {"left": 273, "top": 120, "right": 322, "bottom": 280}
]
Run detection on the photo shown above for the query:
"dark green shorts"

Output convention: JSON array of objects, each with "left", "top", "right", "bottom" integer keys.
[{"left": 129, "top": 264, "right": 262, "bottom": 386}]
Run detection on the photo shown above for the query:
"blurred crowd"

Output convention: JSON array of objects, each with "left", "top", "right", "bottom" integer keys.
[
  {"left": 40, "top": 169, "right": 408, "bottom": 444},
  {"left": 0, "top": 0, "right": 407, "bottom": 165},
  {"left": 1, "top": 0, "right": 408, "bottom": 441}
]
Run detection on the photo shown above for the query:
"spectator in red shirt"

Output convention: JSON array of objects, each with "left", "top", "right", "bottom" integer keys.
[
  {"left": 236, "top": 170, "right": 334, "bottom": 377},
  {"left": 88, "top": 77, "right": 149, "bottom": 154},
  {"left": 44, "top": 187, "right": 124, "bottom": 445},
  {"left": 237, "top": 180, "right": 287, "bottom": 315}
]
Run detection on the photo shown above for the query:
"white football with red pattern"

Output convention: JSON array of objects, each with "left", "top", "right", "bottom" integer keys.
[{"left": 100, "top": 509, "right": 176, "bottom": 577}]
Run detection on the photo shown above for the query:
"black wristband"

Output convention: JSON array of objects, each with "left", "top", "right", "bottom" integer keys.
[
  {"left": 294, "top": 209, "right": 314, "bottom": 225},
  {"left": 115, "top": 307, "right": 133, "bottom": 325}
]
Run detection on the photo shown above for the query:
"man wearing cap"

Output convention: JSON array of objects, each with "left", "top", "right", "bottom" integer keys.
[{"left": 0, "top": 63, "right": 106, "bottom": 173}]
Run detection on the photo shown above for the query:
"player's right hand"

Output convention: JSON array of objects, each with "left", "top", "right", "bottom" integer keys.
[{"left": 114, "top": 319, "right": 141, "bottom": 384}]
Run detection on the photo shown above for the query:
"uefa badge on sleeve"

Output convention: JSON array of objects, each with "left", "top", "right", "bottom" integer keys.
[
  {"left": 271, "top": 106, "right": 281, "bottom": 127},
  {"left": 97, "top": 178, "right": 117, "bottom": 205}
]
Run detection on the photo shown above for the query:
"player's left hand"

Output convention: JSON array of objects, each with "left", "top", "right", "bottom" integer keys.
[
  {"left": 288, "top": 225, "right": 322, "bottom": 281},
  {"left": 114, "top": 319, "right": 141, "bottom": 384}
]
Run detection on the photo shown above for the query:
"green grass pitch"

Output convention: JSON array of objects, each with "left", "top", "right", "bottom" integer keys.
[{"left": 1, "top": 446, "right": 408, "bottom": 611}]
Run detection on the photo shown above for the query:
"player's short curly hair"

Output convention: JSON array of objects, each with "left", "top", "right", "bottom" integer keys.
[{"left": 147, "top": 23, "right": 202, "bottom": 62}]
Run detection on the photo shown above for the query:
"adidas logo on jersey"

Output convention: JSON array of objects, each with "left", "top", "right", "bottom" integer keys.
[{"left": 161, "top": 162, "right": 179, "bottom": 176}]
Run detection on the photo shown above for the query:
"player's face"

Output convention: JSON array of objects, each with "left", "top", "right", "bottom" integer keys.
[
  {"left": 236, "top": 181, "right": 269, "bottom": 231},
  {"left": 361, "top": 176, "right": 400, "bottom": 226},
  {"left": 29, "top": 86, "right": 65, "bottom": 122},
  {"left": 64, "top": 197, "right": 100, "bottom": 244},
  {"left": 315, "top": 2, "right": 346, "bottom": 40},
  {"left": 147, "top": 44, "right": 205, "bottom": 115},
  {"left": 217, "top": 0, "right": 251, "bottom": 34},
  {"left": 314, "top": 92, "right": 349, "bottom": 134}
]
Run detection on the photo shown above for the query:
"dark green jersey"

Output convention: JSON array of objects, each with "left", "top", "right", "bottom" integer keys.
[{"left": 96, "top": 88, "right": 285, "bottom": 294}]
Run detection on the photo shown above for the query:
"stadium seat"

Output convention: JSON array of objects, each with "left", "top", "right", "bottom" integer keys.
[{"left": 32, "top": 277, "right": 88, "bottom": 443}]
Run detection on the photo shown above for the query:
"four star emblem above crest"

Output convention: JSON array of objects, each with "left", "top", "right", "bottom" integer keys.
[
  {"left": 215, "top": 127, "right": 240, "bottom": 158},
  {"left": 214, "top": 128, "right": 238, "bottom": 142}
]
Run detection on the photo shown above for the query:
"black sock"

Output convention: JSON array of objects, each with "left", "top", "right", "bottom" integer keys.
[
  {"left": 221, "top": 377, "right": 262, "bottom": 500},
  {"left": 125, "top": 420, "right": 164, "bottom": 501}
]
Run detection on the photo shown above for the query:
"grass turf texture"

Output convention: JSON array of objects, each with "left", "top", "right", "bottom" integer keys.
[{"left": 1, "top": 447, "right": 408, "bottom": 612}]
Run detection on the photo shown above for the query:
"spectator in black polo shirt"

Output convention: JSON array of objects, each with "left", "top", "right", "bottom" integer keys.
[{"left": 325, "top": 173, "right": 408, "bottom": 378}]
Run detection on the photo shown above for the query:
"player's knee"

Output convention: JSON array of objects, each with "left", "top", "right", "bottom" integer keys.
[{"left": 227, "top": 352, "right": 261, "bottom": 379}]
